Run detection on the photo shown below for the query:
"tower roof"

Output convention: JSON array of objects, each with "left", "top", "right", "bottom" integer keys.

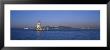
[{"left": 38, "top": 21, "right": 40, "bottom": 22}]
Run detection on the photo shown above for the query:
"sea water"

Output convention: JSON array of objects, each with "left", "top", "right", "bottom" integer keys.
[{"left": 11, "top": 28, "right": 100, "bottom": 40}]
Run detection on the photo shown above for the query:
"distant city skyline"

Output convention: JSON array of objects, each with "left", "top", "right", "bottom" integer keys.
[{"left": 11, "top": 10, "right": 100, "bottom": 28}]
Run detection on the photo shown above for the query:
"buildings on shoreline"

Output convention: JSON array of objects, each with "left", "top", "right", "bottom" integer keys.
[
  {"left": 33, "top": 21, "right": 99, "bottom": 31},
  {"left": 23, "top": 21, "right": 99, "bottom": 31}
]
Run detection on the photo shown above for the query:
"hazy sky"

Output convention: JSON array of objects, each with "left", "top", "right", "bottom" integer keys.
[{"left": 11, "top": 10, "right": 100, "bottom": 28}]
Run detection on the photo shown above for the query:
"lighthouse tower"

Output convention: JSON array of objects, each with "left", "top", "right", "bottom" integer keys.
[{"left": 36, "top": 21, "right": 42, "bottom": 31}]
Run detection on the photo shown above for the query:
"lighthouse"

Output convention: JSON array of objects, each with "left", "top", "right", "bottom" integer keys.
[{"left": 36, "top": 21, "right": 42, "bottom": 31}]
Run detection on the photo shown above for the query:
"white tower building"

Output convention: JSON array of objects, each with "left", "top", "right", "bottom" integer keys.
[{"left": 36, "top": 21, "right": 42, "bottom": 31}]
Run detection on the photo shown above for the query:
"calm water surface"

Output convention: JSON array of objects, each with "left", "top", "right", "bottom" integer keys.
[{"left": 11, "top": 28, "right": 100, "bottom": 40}]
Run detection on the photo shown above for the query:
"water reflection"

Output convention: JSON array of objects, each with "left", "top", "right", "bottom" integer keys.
[
  {"left": 11, "top": 28, "right": 100, "bottom": 40},
  {"left": 36, "top": 30, "right": 43, "bottom": 40}
]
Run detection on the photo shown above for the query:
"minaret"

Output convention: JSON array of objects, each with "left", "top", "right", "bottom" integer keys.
[{"left": 36, "top": 21, "right": 42, "bottom": 31}]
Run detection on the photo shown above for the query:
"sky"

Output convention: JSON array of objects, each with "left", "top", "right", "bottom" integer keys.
[{"left": 11, "top": 10, "right": 100, "bottom": 28}]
